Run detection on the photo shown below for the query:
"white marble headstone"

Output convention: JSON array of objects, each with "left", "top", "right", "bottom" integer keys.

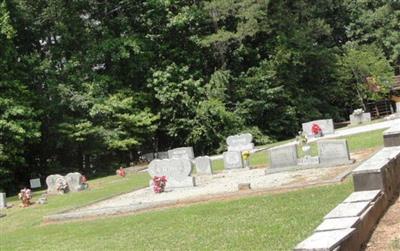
[
  {"left": 65, "top": 172, "right": 86, "bottom": 192},
  {"left": 302, "top": 119, "right": 335, "bottom": 137},
  {"left": 226, "top": 133, "right": 254, "bottom": 152},
  {"left": 0, "top": 193, "right": 6, "bottom": 208},
  {"left": 223, "top": 151, "right": 244, "bottom": 169},
  {"left": 194, "top": 156, "right": 213, "bottom": 175},
  {"left": 46, "top": 174, "right": 66, "bottom": 194},
  {"left": 148, "top": 158, "right": 194, "bottom": 188}
]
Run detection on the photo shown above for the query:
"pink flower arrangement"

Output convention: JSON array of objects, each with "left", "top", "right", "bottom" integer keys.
[
  {"left": 116, "top": 167, "right": 126, "bottom": 177},
  {"left": 311, "top": 123, "right": 322, "bottom": 136},
  {"left": 18, "top": 188, "right": 32, "bottom": 207},
  {"left": 152, "top": 176, "right": 167, "bottom": 193}
]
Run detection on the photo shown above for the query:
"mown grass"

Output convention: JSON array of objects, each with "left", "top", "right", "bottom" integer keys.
[
  {"left": 212, "top": 128, "right": 386, "bottom": 172},
  {"left": 0, "top": 173, "right": 150, "bottom": 234},
  {"left": 0, "top": 180, "right": 353, "bottom": 251}
]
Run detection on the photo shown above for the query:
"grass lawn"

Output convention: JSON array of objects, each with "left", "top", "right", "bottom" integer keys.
[
  {"left": 212, "top": 128, "right": 386, "bottom": 172},
  {"left": 0, "top": 178, "right": 353, "bottom": 251}
]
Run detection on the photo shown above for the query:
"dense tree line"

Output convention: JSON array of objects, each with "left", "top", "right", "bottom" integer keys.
[{"left": 0, "top": 0, "right": 398, "bottom": 192}]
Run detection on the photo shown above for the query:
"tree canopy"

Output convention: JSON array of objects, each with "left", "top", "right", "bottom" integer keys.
[{"left": 0, "top": 0, "right": 397, "bottom": 192}]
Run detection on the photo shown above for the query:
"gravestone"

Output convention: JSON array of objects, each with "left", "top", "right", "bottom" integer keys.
[
  {"left": 383, "top": 123, "right": 400, "bottom": 147},
  {"left": 30, "top": 178, "right": 41, "bottom": 189},
  {"left": 168, "top": 147, "right": 195, "bottom": 160},
  {"left": 318, "top": 139, "right": 352, "bottom": 165},
  {"left": 142, "top": 153, "right": 155, "bottom": 162},
  {"left": 350, "top": 112, "right": 371, "bottom": 126},
  {"left": 223, "top": 151, "right": 244, "bottom": 169},
  {"left": 268, "top": 144, "right": 298, "bottom": 169},
  {"left": 65, "top": 172, "right": 87, "bottom": 192},
  {"left": 302, "top": 119, "right": 335, "bottom": 137},
  {"left": 194, "top": 156, "right": 213, "bottom": 175},
  {"left": 226, "top": 133, "right": 254, "bottom": 152},
  {"left": 46, "top": 174, "right": 67, "bottom": 194},
  {"left": 0, "top": 193, "right": 6, "bottom": 208},
  {"left": 148, "top": 158, "right": 195, "bottom": 188},
  {"left": 156, "top": 151, "right": 169, "bottom": 159}
]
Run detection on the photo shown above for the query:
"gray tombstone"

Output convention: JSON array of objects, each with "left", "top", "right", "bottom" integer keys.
[
  {"left": 268, "top": 144, "right": 298, "bottom": 169},
  {"left": 223, "top": 151, "right": 244, "bottom": 170},
  {"left": 226, "top": 133, "right": 254, "bottom": 152},
  {"left": 30, "top": 178, "right": 41, "bottom": 189},
  {"left": 168, "top": 147, "right": 195, "bottom": 160},
  {"left": 46, "top": 174, "right": 66, "bottom": 194},
  {"left": 350, "top": 112, "right": 371, "bottom": 126},
  {"left": 142, "top": 153, "right": 155, "bottom": 162},
  {"left": 302, "top": 119, "right": 335, "bottom": 137},
  {"left": 148, "top": 158, "right": 194, "bottom": 188},
  {"left": 318, "top": 139, "right": 352, "bottom": 165},
  {"left": 65, "top": 172, "right": 87, "bottom": 192},
  {"left": 156, "top": 151, "right": 169, "bottom": 159},
  {"left": 194, "top": 156, "right": 213, "bottom": 175},
  {"left": 0, "top": 193, "right": 6, "bottom": 208}
]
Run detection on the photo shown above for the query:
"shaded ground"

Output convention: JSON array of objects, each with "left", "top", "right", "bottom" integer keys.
[{"left": 365, "top": 192, "right": 400, "bottom": 251}]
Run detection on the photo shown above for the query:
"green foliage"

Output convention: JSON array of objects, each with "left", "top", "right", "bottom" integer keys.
[{"left": 0, "top": 0, "right": 397, "bottom": 191}]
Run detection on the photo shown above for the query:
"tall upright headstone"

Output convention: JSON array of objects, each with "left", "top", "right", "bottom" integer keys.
[
  {"left": 0, "top": 193, "right": 6, "bottom": 208},
  {"left": 148, "top": 158, "right": 195, "bottom": 188},
  {"left": 194, "top": 156, "right": 213, "bottom": 175},
  {"left": 65, "top": 172, "right": 87, "bottom": 192},
  {"left": 168, "top": 147, "right": 195, "bottom": 159},
  {"left": 318, "top": 139, "right": 352, "bottom": 165},
  {"left": 302, "top": 119, "right": 335, "bottom": 137},
  {"left": 223, "top": 151, "right": 244, "bottom": 170},
  {"left": 268, "top": 144, "right": 298, "bottom": 169},
  {"left": 46, "top": 174, "right": 67, "bottom": 194},
  {"left": 226, "top": 133, "right": 254, "bottom": 152}
]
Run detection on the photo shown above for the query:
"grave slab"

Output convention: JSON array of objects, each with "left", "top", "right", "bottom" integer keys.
[
  {"left": 315, "top": 217, "right": 360, "bottom": 232},
  {"left": 30, "top": 178, "right": 41, "bottom": 189},
  {"left": 383, "top": 123, "right": 400, "bottom": 147},
  {"left": 294, "top": 228, "right": 355, "bottom": 251},
  {"left": 342, "top": 190, "right": 381, "bottom": 203},
  {"left": 148, "top": 158, "right": 195, "bottom": 188},
  {"left": 324, "top": 201, "right": 370, "bottom": 219}
]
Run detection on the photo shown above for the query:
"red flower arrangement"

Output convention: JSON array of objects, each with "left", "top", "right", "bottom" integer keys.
[
  {"left": 152, "top": 176, "right": 167, "bottom": 193},
  {"left": 311, "top": 123, "right": 322, "bottom": 136}
]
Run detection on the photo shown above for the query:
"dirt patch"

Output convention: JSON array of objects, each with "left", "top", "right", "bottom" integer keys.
[{"left": 364, "top": 192, "right": 400, "bottom": 251}]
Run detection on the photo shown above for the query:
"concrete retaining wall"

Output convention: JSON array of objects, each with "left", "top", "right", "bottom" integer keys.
[{"left": 294, "top": 124, "right": 400, "bottom": 251}]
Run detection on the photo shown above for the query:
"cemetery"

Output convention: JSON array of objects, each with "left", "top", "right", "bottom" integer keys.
[
  {"left": 1, "top": 2, "right": 400, "bottom": 250},
  {"left": 1, "top": 119, "right": 399, "bottom": 250}
]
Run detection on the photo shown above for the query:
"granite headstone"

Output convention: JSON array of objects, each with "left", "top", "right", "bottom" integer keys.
[
  {"left": 46, "top": 174, "right": 66, "bottom": 194},
  {"left": 65, "top": 172, "right": 87, "bottom": 192},
  {"left": 318, "top": 139, "right": 352, "bottom": 165},
  {"left": 226, "top": 133, "right": 254, "bottom": 152},
  {"left": 223, "top": 151, "right": 244, "bottom": 170},
  {"left": 350, "top": 112, "right": 371, "bottom": 126},
  {"left": 168, "top": 147, "right": 195, "bottom": 159},
  {"left": 194, "top": 156, "right": 213, "bottom": 175},
  {"left": 268, "top": 144, "right": 298, "bottom": 169},
  {"left": 148, "top": 158, "right": 195, "bottom": 188},
  {"left": 302, "top": 119, "right": 335, "bottom": 137}
]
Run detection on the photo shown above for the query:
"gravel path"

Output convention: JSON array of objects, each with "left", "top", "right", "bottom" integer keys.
[{"left": 77, "top": 165, "right": 351, "bottom": 212}]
